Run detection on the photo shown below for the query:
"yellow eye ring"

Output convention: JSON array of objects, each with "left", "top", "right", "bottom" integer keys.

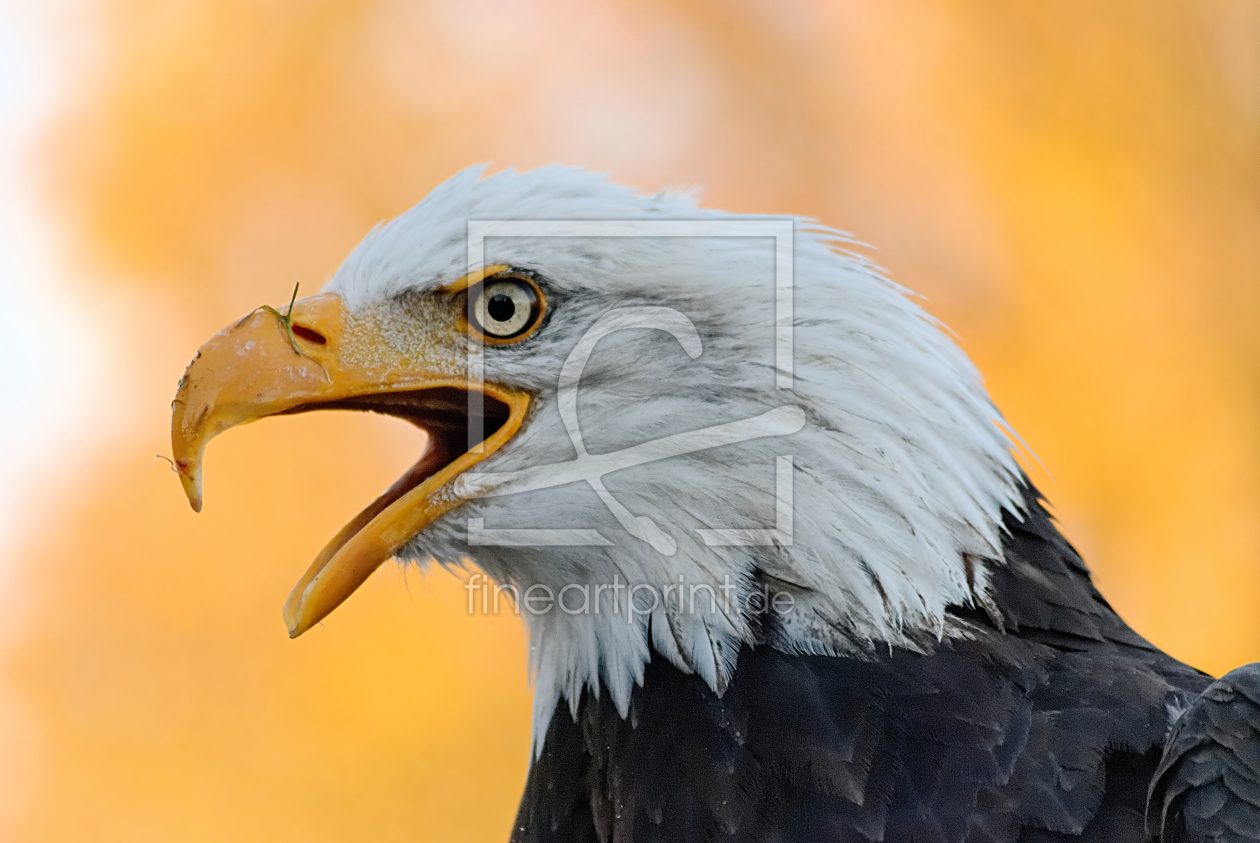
[{"left": 463, "top": 272, "right": 547, "bottom": 345}]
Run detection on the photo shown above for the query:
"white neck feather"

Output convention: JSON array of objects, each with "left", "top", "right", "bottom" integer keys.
[{"left": 326, "top": 166, "right": 1027, "bottom": 756}]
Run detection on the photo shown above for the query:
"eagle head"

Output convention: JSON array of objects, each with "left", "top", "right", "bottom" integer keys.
[{"left": 171, "top": 166, "right": 1022, "bottom": 745}]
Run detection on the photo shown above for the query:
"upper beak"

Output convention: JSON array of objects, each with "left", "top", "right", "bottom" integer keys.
[{"left": 171, "top": 292, "right": 529, "bottom": 638}]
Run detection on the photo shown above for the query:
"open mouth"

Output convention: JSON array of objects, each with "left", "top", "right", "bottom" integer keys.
[
  {"left": 276, "top": 387, "right": 513, "bottom": 568},
  {"left": 170, "top": 291, "right": 531, "bottom": 638}
]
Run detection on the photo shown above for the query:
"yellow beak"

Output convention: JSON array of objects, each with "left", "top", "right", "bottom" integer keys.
[{"left": 171, "top": 292, "right": 529, "bottom": 638}]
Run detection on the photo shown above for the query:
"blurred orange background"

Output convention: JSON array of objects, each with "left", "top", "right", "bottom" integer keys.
[{"left": 0, "top": 1, "right": 1257, "bottom": 840}]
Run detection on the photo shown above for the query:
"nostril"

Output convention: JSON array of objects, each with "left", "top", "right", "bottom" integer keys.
[{"left": 291, "top": 324, "right": 327, "bottom": 345}]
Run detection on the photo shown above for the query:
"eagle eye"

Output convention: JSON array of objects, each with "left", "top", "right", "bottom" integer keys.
[{"left": 466, "top": 273, "right": 545, "bottom": 343}]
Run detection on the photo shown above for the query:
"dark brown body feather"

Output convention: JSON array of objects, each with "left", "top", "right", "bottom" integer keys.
[{"left": 511, "top": 485, "right": 1222, "bottom": 842}]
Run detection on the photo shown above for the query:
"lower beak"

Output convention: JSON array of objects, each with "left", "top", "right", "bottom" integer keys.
[{"left": 171, "top": 292, "right": 529, "bottom": 637}]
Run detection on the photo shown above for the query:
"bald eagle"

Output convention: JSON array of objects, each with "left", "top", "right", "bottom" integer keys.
[{"left": 172, "top": 167, "right": 1260, "bottom": 842}]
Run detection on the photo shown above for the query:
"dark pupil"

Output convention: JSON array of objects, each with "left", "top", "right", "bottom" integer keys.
[{"left": 487, "top": 294, "right": 516, "bottom": 323}]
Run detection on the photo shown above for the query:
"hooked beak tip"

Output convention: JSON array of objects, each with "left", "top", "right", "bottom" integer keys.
[{"left": 178, "top": 465, "right": 203, "bottom": 513}]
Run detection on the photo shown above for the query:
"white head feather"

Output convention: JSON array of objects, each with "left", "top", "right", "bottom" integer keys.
[{"left": 325, "top": 165, "right": 1025, "bottom": 752}]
